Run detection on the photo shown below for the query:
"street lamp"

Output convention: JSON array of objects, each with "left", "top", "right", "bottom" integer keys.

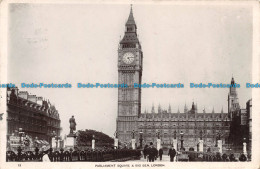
[
  {"left": 50, "top": 131, "right": 56, "bottom": 148},
  {"left": 139, "top": 130, "right": 143, "bottom": 149},
  {"left": 156, "top": 131, "right": 160, "bottom": 139},
  {"left": 180, "top": 131, "right": 184, "bottom": 151},
  {"left": 18, "top": 128, "right": 24, "bottom": 146},
  {"left": 215, "top": 132, "right": 220, "bottom": 147},
  {"left": 35, "top": 136, "right": 38, "bottom": 147}
]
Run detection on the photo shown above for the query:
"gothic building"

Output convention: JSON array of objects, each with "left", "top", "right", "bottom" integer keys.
[
  {"left": 116, "top": 6, "right": 251, "bottom": 153},
  {"left": 6, "top": 87, "right": 61, "bottom": 147}
]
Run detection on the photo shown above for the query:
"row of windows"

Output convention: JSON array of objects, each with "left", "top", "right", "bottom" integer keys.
[
  {"left": 122, "top": 44, "right": 136, "bottom": 48},
  {"left": 139, "top": 122, "right": 228, "bottom": 127},
  {"left": 144, "top": 129, "right": 229, "bottom": 135}
]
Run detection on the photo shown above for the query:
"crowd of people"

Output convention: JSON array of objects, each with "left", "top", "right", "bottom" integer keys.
[
  {"left": 142, "top": 143, "right": 249, "bottom": 162},
  {"left": 143, "top": 142, "right": 177, "bottom": 162}
]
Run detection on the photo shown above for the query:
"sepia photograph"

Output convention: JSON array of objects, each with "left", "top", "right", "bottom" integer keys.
[{"left": 0, "top": 1, "right": 260, "bottom": 169}]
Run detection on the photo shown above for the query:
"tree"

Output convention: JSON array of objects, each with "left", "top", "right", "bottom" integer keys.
[{"left": 76, "top": 129, "right": 113, "bottom": 147}]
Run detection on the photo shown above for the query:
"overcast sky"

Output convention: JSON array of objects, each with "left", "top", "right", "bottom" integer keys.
[{"left": 8, "top": 3, "right": 252, "bottom": 137}]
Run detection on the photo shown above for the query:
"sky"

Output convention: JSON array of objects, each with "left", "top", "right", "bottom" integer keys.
[{"left": 8, "top": 3, "right": 253, "bottom": 137}]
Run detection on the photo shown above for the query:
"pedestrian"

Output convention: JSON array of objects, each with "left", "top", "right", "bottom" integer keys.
[
  {"left": 147, "top": 142, "right": 157, "bottom": 162},
  {"left": 42, "top": 149, "right": 51, "bottom": 162},
  {"left": 143, "top": 145, "right": 148, "bottom": 159},
  {"left": 168, "top": 146, "right": 176, "bottom": 162},
  {"left": 159, "top": 148, "right": 163, "bottom": 161}
]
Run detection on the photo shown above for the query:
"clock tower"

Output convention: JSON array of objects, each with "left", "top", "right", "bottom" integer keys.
[{"left": 116, "top": 6, "right": 143, "bottom": 144}]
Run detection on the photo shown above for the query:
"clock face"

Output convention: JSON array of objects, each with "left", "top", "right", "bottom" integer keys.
[{"left": 123, "top": 52, "right": 135, "bottom": 64}]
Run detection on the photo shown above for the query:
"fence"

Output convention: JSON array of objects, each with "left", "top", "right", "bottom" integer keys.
[{"left": 6, "top": 149, "right": 141, "bottom": 162}]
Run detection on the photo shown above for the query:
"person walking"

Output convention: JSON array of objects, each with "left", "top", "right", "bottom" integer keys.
[
  {"left": 147, "top": 142, "right": 157, "bottom": 162},
  {"left": 168, "top": 146, "right": 176, "bottom": 162},
  {"left": 143, "top": 145, "right": 148, "bottom": 159},
  {"left": 158, "top": 148, "right": 163, "bottom": 161}
]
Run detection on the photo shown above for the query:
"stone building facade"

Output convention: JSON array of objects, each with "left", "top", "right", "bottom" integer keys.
[
  {"left": 116, "top": 6, "right": 251, "bottom": 153},
  {"left": 6, "top": 87, "right": 61, "bottom": 146},
  {"left": 137, "top": 104, "right": 230, "bottom": 152}
]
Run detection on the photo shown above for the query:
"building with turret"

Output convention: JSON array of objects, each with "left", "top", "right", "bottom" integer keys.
[{"left": 116, "top": 6, "right": 251, "bottom": 154}]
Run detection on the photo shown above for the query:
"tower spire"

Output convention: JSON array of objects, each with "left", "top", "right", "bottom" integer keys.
[
  {"left": 168, "top": 104, "right": 172, "bottom": 113},
  {"left": 184, "top": 101, "right": 188, "bottom": 113},
  {"left": 120, "top": 4, "right": 140, "bottom": 46},
  {"left": 177, "top": 106, "right": 180, "bottom": 113},
  {"left": 126, "top": 4, "right": 136, "bottom": 26}
]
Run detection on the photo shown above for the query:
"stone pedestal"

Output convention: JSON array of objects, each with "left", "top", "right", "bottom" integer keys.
[
  {"left": 173, "top": 139, "right": 177, "bottom": 150},
  {"left": 65, "top": 133, "right": 77, "bottom": 150},
  {"left": 92, "top": 139, "right": 95, "bottom": 150},
  {"left": 57, "top": 140, "right": 60, "bottom": 149},
  {"left": 199, "top": 140, "right": 204, "bottom": 152},
  {"left": 131, "top": 139, "right": 136, "bottom": 150},
  {"left": 217, "top": 140, "right": 222, "bottom": 154},
  {"left": 243, "top": 142, "right": 247, "bottom": 156},
  {"left": 157, "top": 139, "right": 161, "bottom": 150},
  {"left": 51, "top": 137, "right": 55, "bottom": 148},
  {"left": 114, "top": 138, "right": 119, "bottom": 148}
]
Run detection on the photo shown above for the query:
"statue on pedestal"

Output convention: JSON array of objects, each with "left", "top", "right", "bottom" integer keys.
[{"left": 69, "top": 115, "right": 76, "bottom": 134}]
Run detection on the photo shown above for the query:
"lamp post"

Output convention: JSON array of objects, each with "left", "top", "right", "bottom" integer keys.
[
  {"left": 180, "top": 131, "right": 184, "bottom": 151},
  {"left": 55, "top": 136, "right": 61, "bottom": 150},
  {"left": 51, "top": 131, "right": 56, "bottom": 148},
  {"left": 139, "top": 130, "right": 143, "bottom": 149},
  {"left": 215, "top": 132, "right": 220, "bottom": 147},
  {"left": 156, "top": 131, "right": 160, "bottom": 139},
  {"left": 35, "top": 136, "right": 38, "bottom": 147},
  {"left": 18, "top": 128, "right": 24, "bottom": 146},
  {"left": 243, "top": 137, "right": 247, "bottom": 156}
]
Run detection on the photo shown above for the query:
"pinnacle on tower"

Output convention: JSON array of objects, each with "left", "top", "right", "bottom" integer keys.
[
  {"left": 168, "top": 104, "right": 172, "bottom": 113},
  {"left": 184, "top": 102, "right": 188, "bottom": 113},
  {"left": 151, "top": 103, "right": 155, "bottom": 114},
  {"left": 212, "top": 107, "right": 215, "bottom": 113},
  {"left": 120, "top": 4, "right": 139, "bottom": 45},
  {"left": 158, "top": 104, "right": 162, "bottom": 113},
  {"left": 126, "top": 4, "right": 136, "bottom": 26}
]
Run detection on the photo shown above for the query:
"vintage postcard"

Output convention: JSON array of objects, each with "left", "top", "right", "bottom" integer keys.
[{"left": 0, "top": 0, "right": 259, "bottom": 169}]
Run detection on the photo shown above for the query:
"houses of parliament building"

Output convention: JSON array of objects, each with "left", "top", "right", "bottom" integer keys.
[{"left": 116, "top": 6, "right": 251, "bottom": 153}]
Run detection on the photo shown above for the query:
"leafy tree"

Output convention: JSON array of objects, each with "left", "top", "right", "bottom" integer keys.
[{"left": 76, "top": 129, "right": 113, "bottom": 147}]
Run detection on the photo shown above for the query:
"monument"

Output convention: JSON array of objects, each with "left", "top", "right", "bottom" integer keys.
[{"left": 65, "top": 115, "right": 77, "bottom": 149}]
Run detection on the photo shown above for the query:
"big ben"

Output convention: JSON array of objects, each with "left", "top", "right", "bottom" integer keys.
[{"left": 116, "top": 6, "right": 143, "bottom": 144}]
